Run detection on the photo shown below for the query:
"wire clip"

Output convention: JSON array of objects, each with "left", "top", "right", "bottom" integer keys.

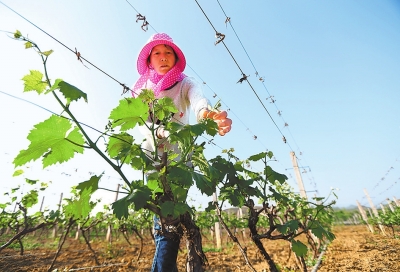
[
  {"left": 237, "top": 73, "right": 248, "bottom": 84},
  {"left": 215, "top": 32, "right": 225, "bottom": 45},
  {"left": 136, "top": 13, "right": 149, "bottom": 31}
]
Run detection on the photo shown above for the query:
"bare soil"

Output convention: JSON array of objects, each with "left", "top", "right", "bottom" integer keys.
[{"left": 1, "top": 225, "right": 399, "bottom": 272}]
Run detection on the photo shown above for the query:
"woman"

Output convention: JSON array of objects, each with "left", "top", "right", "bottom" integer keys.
[{"left": 132, "top": 33, "right": 232, "bottom": 271}]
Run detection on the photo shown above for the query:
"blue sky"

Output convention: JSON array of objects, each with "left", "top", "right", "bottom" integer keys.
[{"left": 1, "top": 0, "right": 399, "bottom": 213}]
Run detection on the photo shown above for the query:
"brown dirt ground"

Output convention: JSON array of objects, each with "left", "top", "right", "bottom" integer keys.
[{"left": 0, "top": 225, "right": 399, "bottom": 272}]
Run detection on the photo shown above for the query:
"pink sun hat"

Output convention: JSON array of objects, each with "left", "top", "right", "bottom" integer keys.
[
  {"left": 132, "top": 33, "right": 187, "bottom": 97},
  {"left": 137, "top": 33, "right": 186, "bottom": 75}
]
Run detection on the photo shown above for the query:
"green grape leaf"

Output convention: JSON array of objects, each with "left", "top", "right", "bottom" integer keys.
[
  {"left": 160, "top": 201, "right": 188, "bottom": 218},
  {"left": 266, "top": 151, "right": 274, "bottom": 159},
  {"left": 146, "top": 179, "right": 162, "bottom": 192},
  {"left": 166, "top": 122, "right": 183, "bottom": 133},
  {"left": 154, "top": 97, "right": 178, "bottom": 121},
  {"left": 47, "top": 78, "right": 63, "bottom": 94},
  {"left": 25, "top": 179, "right": 38, "bottom": 185},
  {"left": 13, "top": 169, "right": 24, "bottom": 177},
  {"left": 25, "top": 41, "right": 33, "bottom": 49},
  {"left": 202, "top": 118, "right": 218, "bottom": 136},
  {"left": 76, "top": 175, "right": 102, "bottom": 194},
  {"left": 107, "top": 133, "right": 133, "bottom": 160},
  {"left": 276, "top": 220, "right": 299, "bottom": 235},
  {"left": 192, "top": 172, "right": 214, "bottom": 196},
  {"left": 39, "top": 50, "right": 54, "bottom": 57},
  {"left": 109, "top": 98, "right": 149, "bottom": 131},
  {"left": 204, "top": 201, "right": 216, "bottom": 212},
  {"left": 291, "top": 239, "right": 308, "bottom": 257},
  {"left": 64, "top": 187, "right": 92, "bottom": 218},
  {"left": 219, "top": 187, "right": 243, "bottom": 207},
  {"left": 127, "top": 187, "right": 151, "bottom": 211},
  {"left": 175, "top": 202, "right": 190, "bottom": 215},
  {"left": 107, "top": 134, "right": 148, "bottom": 169},
  {"left": 13, "top": 115, "right": 85, "bottom": 168},
  {"left": 190, "top": 123, "right": 207, "bottom": 136},
  {"left": 160, "top": 201, "right": 175, "bottom": 217},
  {"left": 58, "top": 81, "right": 88, "bottom": 104},
  {"left": 112, "top": 197, "right": 129, "bottom": 219},
  {"left": 137, "top": 89, "right": 155, "bottom": 104},
  {"left": 248, "top": 152, "right": 267, "bottom": 162},
  {"left": 168, "top": 167, "right": 192, "bottom": 187},
  {"left": 21, "top": 190, "right": 38, "bottom": 208},
  {"left": 22, "top": 70, "right": 48, "bottom": 94},
  {"left": 14, "top": 30, "right": 22, "bottom": 39},
  {"left": 48, "top": 210, "right": 60, "bottom": 221},
  {"left": 266, "top": 165, "right": 287, "bottom": 184},
  {"left": 171, "top": 184, "right": 188, "bottom": 202},
  {"left": 311, "top": 221, "right": 336, "bottom": 241}
]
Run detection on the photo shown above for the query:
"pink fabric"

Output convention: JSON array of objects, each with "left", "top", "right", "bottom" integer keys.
[{"left": 132, "top": 33, "right": 187, "bottom": 97}]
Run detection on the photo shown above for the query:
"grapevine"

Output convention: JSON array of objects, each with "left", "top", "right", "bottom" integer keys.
[{"left": 2, "top": 30, "right": 339, "bottom": 271}]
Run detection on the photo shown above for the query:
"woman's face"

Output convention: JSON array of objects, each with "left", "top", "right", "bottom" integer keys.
[{"left": 149, "top": 44, "right": 177, "bottom": 75}]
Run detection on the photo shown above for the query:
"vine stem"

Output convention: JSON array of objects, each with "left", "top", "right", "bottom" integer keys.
[
  {"left": 47, "top": 217, "right": 76, "bottom": 272},
  {"left": 29, "top": 39, "right": 133, "bottom": 189},
  {"left": 131, "top": 226, "right": 144, "bottom": 261},
  {"left": 214, "top": 203, "right": 257, "bottom": 272},
  {"left": 81, "top": 227, "right": 100, "bottom": 265}
]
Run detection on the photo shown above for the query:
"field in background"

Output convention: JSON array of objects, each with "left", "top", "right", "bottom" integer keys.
[{"left": 1, "top": 225, "right": 399, "bottom": 271}]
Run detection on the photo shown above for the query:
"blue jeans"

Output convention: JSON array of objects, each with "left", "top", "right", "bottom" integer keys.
[{"left": 151, "top": 216, "right": 181, "bottom": 272}]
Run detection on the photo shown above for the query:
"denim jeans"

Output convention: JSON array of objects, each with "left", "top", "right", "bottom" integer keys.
[{"left": 151, "top": 216, "right": 181, "bottom": 272}]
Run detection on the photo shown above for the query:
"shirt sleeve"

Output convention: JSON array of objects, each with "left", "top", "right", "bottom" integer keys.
[{"left": 182, "top": 77, "right": 211, "bottom": 122}]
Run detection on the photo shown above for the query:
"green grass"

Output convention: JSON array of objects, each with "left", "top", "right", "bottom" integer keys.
[{"left": 202, "top": 246, "right": 222, "bottom": 253}]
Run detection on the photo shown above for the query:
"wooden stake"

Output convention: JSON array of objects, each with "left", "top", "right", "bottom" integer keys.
[
  {"left": 366, "top": 208, "right": 371, "bottom": 218},
  {"left": 106, "top": 184, "right": 120, "bottom": 243},
  {"left": 380, "top": 204, "right": 386, "bottom": 214},
  {"left": 363, "top": 189, "right": 386, "bottom": 235},
  {"left": 75, "top": 223, "right": 80, "bottom": 240},
  {"left": 52, "top": 193, "right": 63, "bottom": 239},
  {"left": 236, "top": 206, "right": 246, "bottom": 241},
  {"left": 39, "top": 196, "right": 45, "bottom": 212},
  {"left": 33, "top": 196, "right": 46, "bottom": 237},
  {"left": 290, "top": 152, "right": 308, "bottom": 199},
  {"left": 213, "top": 192, "right": 221, "bottom": 249},
  {"left": 356, "top": 200, "right": 373, "bottom": 233},
  {"left": 386, "top": 199, "right": 395, "bottom": 212},
  {"left": 393, "top": 196, "right": 400, "bottom": 207}
]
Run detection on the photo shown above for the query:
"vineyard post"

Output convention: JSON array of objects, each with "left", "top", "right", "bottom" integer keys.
[
  {"left": 52, "top": 192, "right": 63, "bottom": 239},
  {"left": 367, "top": 208, "right": 373, "bottom": 218},
  {"left": 386, "top": 199, "right": 395, "bottom": 212},
  {"left": 213, "top": 192, "right": 222, "bottom": 249},
  {"left": 106, "top": 183, "right": 120, "bottom": 243},
  {"left": 236, "top": 207, "right": 246, "bottom": 241},
  {"left": 75, "top": 223, "right": 80, "bottom": 240},
  {"left": 380, "top": 204, "right": 386, "bottom": 214},
  {"left": 356, "top": 200, "right": 373, "bottom": 232},
  {"left": 34, "top": 196, "right": 46, "bottom": 237},
  {"left": 290, "top": 152, "right": 308, "bottom": 199},
  {"left": 393, "top": 197, "right": 400, "bottom": 207},
  {"left": 363, "top": 189, "right": 386, "bottom": 235},
  {"left": 39, "top": 196, "right": 45, "bottom": 212},
  {"left": 290, "top": 151, "right": 320, "bottom": 245},
  {"left": 353, "top": 213, "right": 360, "bottom": 224}
]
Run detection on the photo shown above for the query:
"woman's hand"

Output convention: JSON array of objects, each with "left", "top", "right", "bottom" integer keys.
[
  {"left": 156, "top": 126, "right": 170, "bottom": 139},
  {"left": 202, "top": 109, "right": 232, "bottom": 136}
]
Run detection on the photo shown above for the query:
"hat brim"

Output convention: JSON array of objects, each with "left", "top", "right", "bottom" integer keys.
[{"left": 137, "top": 40, "right": 186, "bottom": 75}]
